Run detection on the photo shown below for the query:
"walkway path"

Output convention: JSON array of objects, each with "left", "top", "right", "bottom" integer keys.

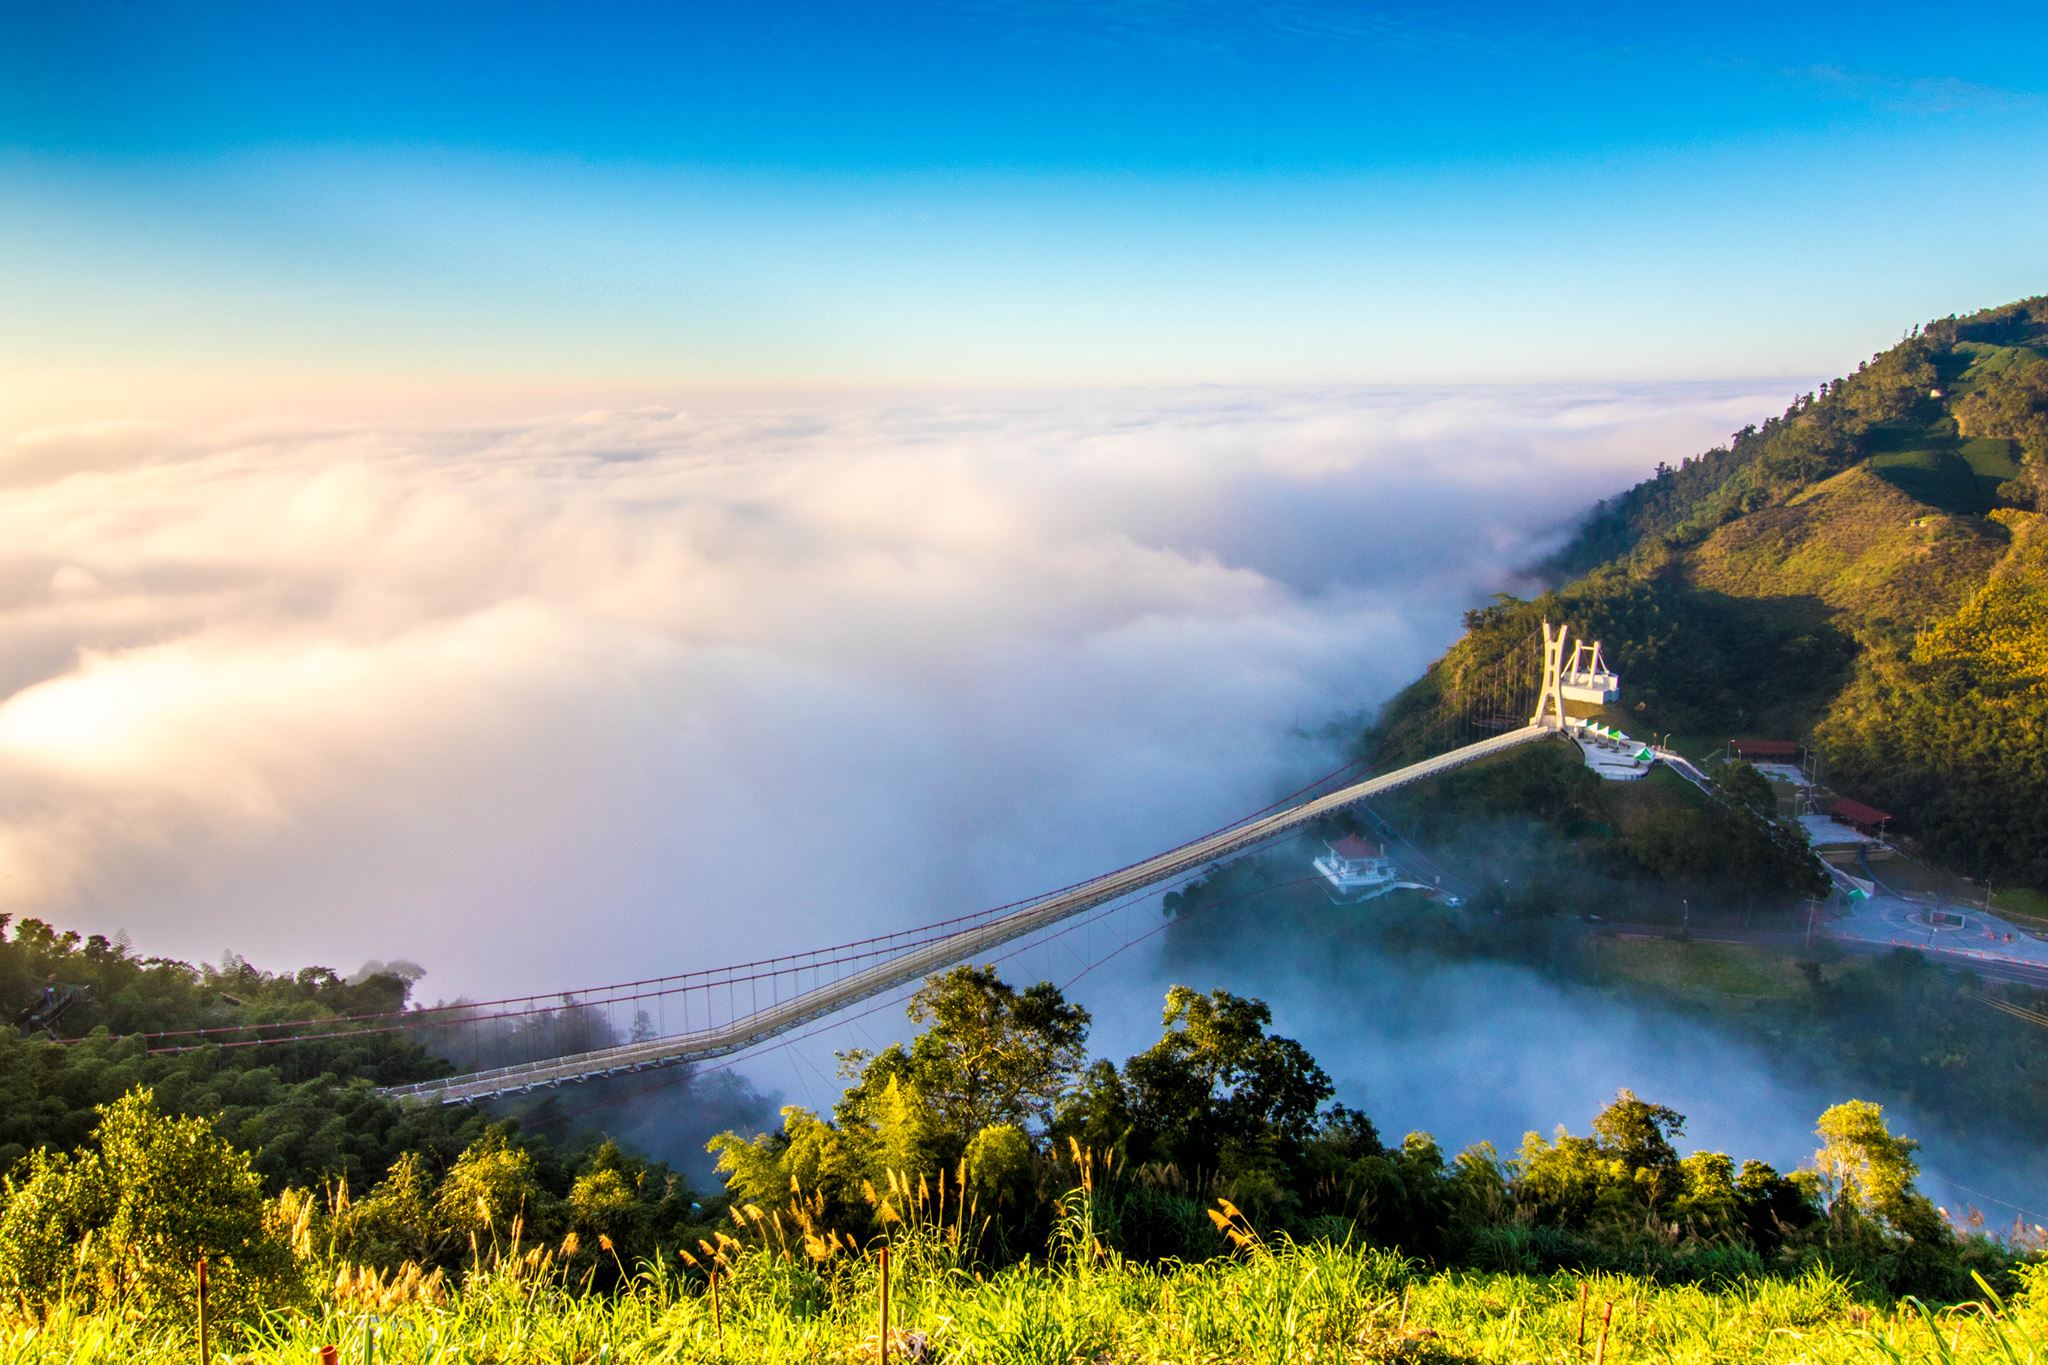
[{"left": 384, "top": 723, "right": 1562, "bottom": 1104}]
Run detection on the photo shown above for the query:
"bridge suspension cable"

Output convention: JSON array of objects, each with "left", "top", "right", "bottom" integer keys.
[
  {"left": 117, "top": 746, "right": 1386, "bottom": 1056},
  {"left": 380, "top": 721, "right": 1559, "bottom": 1105},
  {"left": 87, "top": 623, "right": 1589, "bottom": 1102}
]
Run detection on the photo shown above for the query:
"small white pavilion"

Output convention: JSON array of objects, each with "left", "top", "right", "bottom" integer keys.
[{"left": 1313, "top": 834, "right": 1400, "bottom": 900}]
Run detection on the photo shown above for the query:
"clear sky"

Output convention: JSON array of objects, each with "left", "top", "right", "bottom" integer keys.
[{"left": 4, "top": 1, "right": 2046, "bottom": 427}]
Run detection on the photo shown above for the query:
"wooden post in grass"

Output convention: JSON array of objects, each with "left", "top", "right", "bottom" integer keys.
[
  {"left": 1575, "top": 1282, "right": 1589, "bottom": 1352},
  {"left": 196, "top": 1258, "right": 210, "bottom": 1365},
  {"left": 318, "top": 1347, "right": 339, "bottom": 1365},
  {"left": 877, "top": 1242, "right": 891, "bottom": 1364},
  {"left": 709, "top": 1269, "right": 723, "bottom": 1346},
  {"left": 1591, "top": 1300, "right": 1615, "bottom": 1365}
]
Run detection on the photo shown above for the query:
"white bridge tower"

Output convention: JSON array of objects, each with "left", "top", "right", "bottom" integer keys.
[
  {"left": 1533, "top": 619, "right": 1570, "bottom": 729},
  {"left": 1532, "top": 620, "right": 1621, "bottom": 729}
]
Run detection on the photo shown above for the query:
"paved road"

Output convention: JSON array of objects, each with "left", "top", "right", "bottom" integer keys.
[
  {"left": 1827, "top": 891, "right": 2048, "bottom": 982},
  {"left": 1648, "top": 744, "right": 2048, "bottom": 987}
]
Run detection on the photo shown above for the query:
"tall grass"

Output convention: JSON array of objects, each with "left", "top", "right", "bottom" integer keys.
[{"left": 3, "top": 1198, "right": 2043, "bottom": 1363}]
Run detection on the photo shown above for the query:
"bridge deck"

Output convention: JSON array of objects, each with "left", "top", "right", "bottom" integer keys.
[{"left": 382, "top": 723, "right": 1556, "bottom": 1104}]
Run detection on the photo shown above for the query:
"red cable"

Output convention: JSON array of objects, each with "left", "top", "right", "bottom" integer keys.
[{"left": 101, "top": 752, "right": 1376, "bottom": 1050}]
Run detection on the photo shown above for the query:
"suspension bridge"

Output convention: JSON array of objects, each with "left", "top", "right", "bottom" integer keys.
[{"left": 129, "top": 622, "right": 1610, "bottom": 1105}]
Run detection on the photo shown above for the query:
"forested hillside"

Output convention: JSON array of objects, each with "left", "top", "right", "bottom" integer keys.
[
  {"left": 0, "top": 914, "right": 475, "bottom": 1183},
  {"left": 6, "top": 949, "right": 2034, "bottom": 1329},
  {"left": 0, "top": 914, "right": 719, "bottom": 1279},
  {"left": 1382, "top": 295, "right": 2048, "bottom": 886}
]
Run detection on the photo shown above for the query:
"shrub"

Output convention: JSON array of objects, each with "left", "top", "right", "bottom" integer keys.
[{"left": 0, "top": 1087, "right": 303, "bottom": 1330}]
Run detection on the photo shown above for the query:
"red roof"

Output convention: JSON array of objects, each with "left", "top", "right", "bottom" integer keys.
[
  {"left": 1731, "top": 738, "right": 1800, "bottom": 757},
  {"left": 1330, "top": 835, "right": 1382, "bottom": 859},
  {"left": 1830, "top": 797, "right": 1891, "bottom": 827}
]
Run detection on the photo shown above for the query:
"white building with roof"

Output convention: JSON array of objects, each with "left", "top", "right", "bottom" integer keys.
[{"left": 1313, "top": 834, "right": 1400, "bottom": 900}]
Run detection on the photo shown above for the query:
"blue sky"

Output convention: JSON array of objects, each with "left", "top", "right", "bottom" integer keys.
[{"left": 4, "top": 1, "right": 2046, "bottom": 423}]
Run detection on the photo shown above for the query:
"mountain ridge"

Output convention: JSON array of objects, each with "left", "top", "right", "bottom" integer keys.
[{"left": 1379, "top": 293, "right": 2048, "bottom": 885}]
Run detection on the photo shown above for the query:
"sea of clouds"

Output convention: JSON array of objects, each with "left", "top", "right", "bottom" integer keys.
[
  {"left": 20, "top": 377, "right": 2043, "bottom": 1217},
  {"left": 0, "top": 382, "right": 1777, "bottom": 998}
]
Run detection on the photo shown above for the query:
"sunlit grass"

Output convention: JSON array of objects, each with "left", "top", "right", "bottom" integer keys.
[{"left": 3, "top": 1213, "right": 2043, "bottom": 1364}]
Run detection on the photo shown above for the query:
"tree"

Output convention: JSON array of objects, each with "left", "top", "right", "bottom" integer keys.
[
  {"left": 1809, "top": 1099, "right": 1970, "bottom": 1296},
  {"left": 1712, "top": 761, "right": 1778, "bottom": 822},
  {"left": 839, "top": 966, "right": 1091, "bottom": 1153},
  {"left": 711, "top": 968, "right": 1089, "bottom": 1234},
  {"left": 1509, "top": 1091, "right": 1693, "bottom": 1237},
  {"left": 1956, "top": 355, "right": 2048, "bottom": 457},
  {"left": 0, "top": 1087, "right": 302, "bottom": 1328},
  {"left": 1671, "top": 1150, "right": 1740, "bottom": 1239},
  {"left": 1733, "top": 1158, "right": 1817, "bottom": 1255},
  {"left": 0, "top": 914, "right": 488, "bottom": 1194},
  {"left": 1051, "top": 1059, "right": 1136, "bottom": 1156},
  {"left": 1812, "top": 1099, "right": 1919, "bottom": 1225},
  {"left": 433, "top": 1128, "right": 557, "bottom": 1249},
  {"left": 1591, "top": 1089, "right": 1685, "bottom": 1173},
  {"left": 1512, "top": 1127, "right": 1611, "bottom": 1229},
  {"left": 333, "top": 1149, "right": 439, "bottom": 1267},
  {"left": 1121, "top": 986, "right": 1332, "bottom": 1173},
  {"left": 567, "top": 1140, "right": 651, "bottom": 1250},
  {"left": 710, "top": 1104, "right": 868, "bottom": 1225},
  {"left": 961, "top": 1123, "right": 1035, "bottom": 1210}
]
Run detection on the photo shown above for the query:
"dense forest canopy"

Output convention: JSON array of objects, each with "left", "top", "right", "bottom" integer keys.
[
  {"left": 0, "top": 914, "right": 729, "bottom": 1287},
  {"left": 0, "top": 913, "right": 472, "bottom": 1184},
  {"left": 695, "top": 962, "right": 2016, "bottom": 1298},
  {"left": 9, "top": 953, "right": 2027, "bottom": 1325},
  {"left": 10, "top": 908, "right": 2037, "bottom": 1315}
]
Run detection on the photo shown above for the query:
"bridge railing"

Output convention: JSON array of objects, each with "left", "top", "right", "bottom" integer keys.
[{"left": 383, "top": 722, "right": 1560, "bottom": 1104}]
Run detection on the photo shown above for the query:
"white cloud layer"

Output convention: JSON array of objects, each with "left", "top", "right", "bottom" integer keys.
[{"left": 0, "top": 383, "right": 1779, "bottom": 994}]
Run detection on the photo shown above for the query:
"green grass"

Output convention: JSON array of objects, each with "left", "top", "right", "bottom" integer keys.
[
  {"left": 1856, "top": 857, "right": 2046, "bottom": 928},
  {"left": 1990, "top": 886, "right": 2048, "bottom": 932},
  {"left": 1958, "top": 436, "right": 2022, "bottom": 483},
  {"left": 1690, "top": 466, "right": 2005, "bottom": 628},
  {"left": 1867, "top": 447, "right": 2013, "bottom": 517},
  {"left": 1603, "top": 762, "right": 1715, "bottom": 828},
  {"left": 1731, "top": 838, "right": 2045, "bottom": 939},
  {"left": 1582, "top": 937, "right": 1811, "bottom": 1006},
  {"left": 4, "top": 1237, "right": 2044, "bottom": 1364},
  {"left": 1857, "top": 416, "right": 2019, "bottom": 517},
  {"left": 1657, "top": 734, "right": 1725, "bottom": 763},
  {"left": 1859, "top": 855, "right": 1960, "bottom": 898},
  {"left": 1954, "top": 339, "right": 2048, "bottom": 393}
]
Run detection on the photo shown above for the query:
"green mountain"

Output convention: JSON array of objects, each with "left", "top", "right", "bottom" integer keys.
[{"left": 1380, "top": 295, "right": 2048, "bottom": 887}]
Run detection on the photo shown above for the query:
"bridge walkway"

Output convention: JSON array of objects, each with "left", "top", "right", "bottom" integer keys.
[{"left": 383, "top": 723, "right": 1558, "bottom": 1105}]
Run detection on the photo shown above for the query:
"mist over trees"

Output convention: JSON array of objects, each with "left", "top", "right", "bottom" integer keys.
[
  {"left": 700, "top": 965, "right": 2016, "bottom": 1299},
  {"left": 2, "top": 914, "right": 2038, "bottom": 1332},
  {"left": 8, "top": 294, "right": 2048, "bottom": 1336}
]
